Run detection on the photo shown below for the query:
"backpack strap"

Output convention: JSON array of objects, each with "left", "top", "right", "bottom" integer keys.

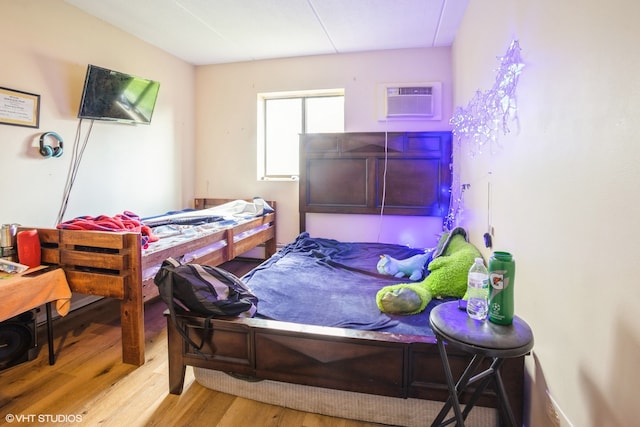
[
  {"left": 209, "top": 265, "right": 258, "bottom": 317},
  {"left": 159, "top": 258, "right": 212, "bottom": 351}
]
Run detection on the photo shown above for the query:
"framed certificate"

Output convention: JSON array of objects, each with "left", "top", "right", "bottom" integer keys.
[{"left": 0, "top": 87, "right": 40, "bottom": 128}]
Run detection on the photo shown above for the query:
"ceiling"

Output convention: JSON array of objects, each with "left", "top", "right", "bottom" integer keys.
[{"left": 65, "top": 0, "right": 469, "bottom": 66}]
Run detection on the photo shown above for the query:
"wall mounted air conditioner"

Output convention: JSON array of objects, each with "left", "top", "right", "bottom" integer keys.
[
  {"left": 387, "top": 86, "right": 433, "bottom": 116},
  {"left": 378, "top": 82, "right": 442, "bottom": 121}
]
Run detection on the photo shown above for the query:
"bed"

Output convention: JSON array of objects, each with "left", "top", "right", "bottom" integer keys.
[
  {"left": 31, "top": 198, "right": 276, "bottom": 366},
  {"left": 166, "top": 132, "right": 527, "bottom": 426}
]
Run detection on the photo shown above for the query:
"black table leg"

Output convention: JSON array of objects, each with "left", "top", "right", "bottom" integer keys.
[
  {"left": 432, "top": 337, "right": 468, "bottom": 426},
  {"left": 460, "top": 357, "right": 504, "bottom": 421},
  {"left": 432, "top": 338, "right": 512, "bottom": 427},
  {"left": 494, "top": 366, "right": 518, "bottom": 427},
  {"left": 45, "top": 302, "right": 55, "bottom": 365}
]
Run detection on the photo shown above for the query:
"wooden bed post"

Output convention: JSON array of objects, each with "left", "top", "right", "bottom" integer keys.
[
  {"left": 225, "top": 227, "right": 236, "bottom": 261},
  {"left": 265, "top": 201, "right": 277, "bottom": 258},
  {"left": 167, "top": 314, "right": 187, "bottom": 394},
  {"left": 120, "top": 233, "right": 145, "bottom": 366}
]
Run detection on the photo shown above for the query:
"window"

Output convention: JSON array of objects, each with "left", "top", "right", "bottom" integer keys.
[{"left": 258, "top": 90, "right": 344, "bottom": 180}]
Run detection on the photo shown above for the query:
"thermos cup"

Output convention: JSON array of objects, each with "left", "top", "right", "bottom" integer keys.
[
  {"left": 488, "top": 251, "right": 515, "bottom": 325},
  {"left": 17, "top": 229, "right": 41, "bottom": 268}
]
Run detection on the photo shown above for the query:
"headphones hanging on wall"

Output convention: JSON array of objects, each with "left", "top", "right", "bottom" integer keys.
[{"left": 39, "top": 131, "right": 64, "bottom": 158}]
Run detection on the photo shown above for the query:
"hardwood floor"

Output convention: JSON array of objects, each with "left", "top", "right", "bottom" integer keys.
[{"left": 0, "top": 260, "right": 383, "bottom": 427}]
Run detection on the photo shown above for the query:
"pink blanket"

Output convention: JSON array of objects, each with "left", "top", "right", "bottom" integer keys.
[{"left": 57, "top": 211, "right": 158, "bottom": 248}]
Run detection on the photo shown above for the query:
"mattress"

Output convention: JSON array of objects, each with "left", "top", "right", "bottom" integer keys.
[{"left": 194, "top": 368, "right": 497, "bottom": 427}]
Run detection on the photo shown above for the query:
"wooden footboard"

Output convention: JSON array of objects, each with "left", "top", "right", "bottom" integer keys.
[
  {"left": 32, "top": 199, "right": 276, "bottom": 366},
  {"left": 166, "top": 312, "right": 525, "bottom": 424},
  {"left": 38, "top": 228, "right": 145, "bottom": 365},
  {"left": 139, "top": 209, "right": 276, "bottom": 302}
]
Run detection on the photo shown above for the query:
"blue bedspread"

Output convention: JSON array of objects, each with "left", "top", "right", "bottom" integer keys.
[{"left": 243, "top": 233, "right": 456, "bottom": 336}]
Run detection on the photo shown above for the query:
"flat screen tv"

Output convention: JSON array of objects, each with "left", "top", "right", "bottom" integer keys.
[{"left": 78, "top": 64, "right": 160, "bottom": 124}]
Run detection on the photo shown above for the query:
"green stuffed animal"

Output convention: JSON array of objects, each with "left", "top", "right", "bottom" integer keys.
[{"left": 376, "top": 227, "right": 482, "bottom": 315}]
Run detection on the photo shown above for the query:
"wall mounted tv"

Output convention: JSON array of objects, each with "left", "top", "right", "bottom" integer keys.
[{"left": 78, "top": 64, "right": 160, "bottom": 124}]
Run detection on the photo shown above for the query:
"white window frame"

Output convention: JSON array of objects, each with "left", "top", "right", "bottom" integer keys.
[{"left": 257, "top": 88, "right": 344, "bottom": 181}]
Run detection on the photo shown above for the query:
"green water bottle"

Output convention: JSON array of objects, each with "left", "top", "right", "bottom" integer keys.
[{"left": 488, "top": 251, "right": 515, "bottom": 325}]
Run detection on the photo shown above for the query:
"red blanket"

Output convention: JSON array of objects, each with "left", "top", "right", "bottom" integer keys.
[{"left": 57, "top": 211, "right": 158, "bottom": 248}]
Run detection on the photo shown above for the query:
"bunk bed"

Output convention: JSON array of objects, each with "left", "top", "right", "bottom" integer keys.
[
  {"left": 166, "top": 132, "right": 527, "bottom": 426},
  {"left": 32, "top": 198, "right": 276, "bottom": 366}
]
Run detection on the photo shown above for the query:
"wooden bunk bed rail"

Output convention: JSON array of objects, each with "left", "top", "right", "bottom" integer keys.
[
  {"left": 37, "top": 229, "right": 138, "bottom": 299},
  {"left": 31, "top": 198, "right": 276, "bottom": 366}
]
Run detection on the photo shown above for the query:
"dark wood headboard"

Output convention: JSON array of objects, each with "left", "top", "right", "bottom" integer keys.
[{"left": 299, "top": 131, "right": 452, "bottom": 231}]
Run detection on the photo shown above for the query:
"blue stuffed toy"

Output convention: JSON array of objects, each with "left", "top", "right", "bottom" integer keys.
[{"left": 376, "top": 253, "right": 429, "bottom": 281}]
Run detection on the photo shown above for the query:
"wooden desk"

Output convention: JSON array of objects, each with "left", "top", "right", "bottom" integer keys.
[{"left": 0, "top": 267, "right": 72, "bottom": 365}]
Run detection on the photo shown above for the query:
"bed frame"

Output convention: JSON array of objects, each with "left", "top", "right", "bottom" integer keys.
[
  {"left": 32, "top": 198, "right": 276, "bottom": 366},
  {"left": 165, "top": 132, "right": 527, "bottom": 425}
]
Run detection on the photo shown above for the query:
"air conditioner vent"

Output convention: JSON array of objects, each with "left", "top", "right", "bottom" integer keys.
[
  {"left": 397, "top": 86, "right": 433, "bottom": 96},
  {"left": 385, "top": 85, "right": 434, "bottom": 117}
]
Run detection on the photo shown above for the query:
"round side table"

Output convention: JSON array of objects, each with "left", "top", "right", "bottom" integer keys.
[{"left": 429, "top": 301, "right": 534, "bottom": 427}]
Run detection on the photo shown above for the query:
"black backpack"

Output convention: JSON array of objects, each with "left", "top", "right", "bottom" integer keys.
[{"left": 154, "top": 257, "right": 258, "bottom": 349}]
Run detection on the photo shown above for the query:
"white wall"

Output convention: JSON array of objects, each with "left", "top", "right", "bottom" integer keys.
[
  {"left": 0, "top": 0, "right": 195, "bottom": 227},
  {"left": 195, "top": 48, "right": 453, "bottom": 245},
  {"left": 453, "top": 1, "right": 640, "bottom": 426}
]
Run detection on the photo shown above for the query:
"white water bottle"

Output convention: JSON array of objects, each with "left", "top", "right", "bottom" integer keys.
[{"left": 466, "top": 257, "right": 489, "bottom": 320}]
